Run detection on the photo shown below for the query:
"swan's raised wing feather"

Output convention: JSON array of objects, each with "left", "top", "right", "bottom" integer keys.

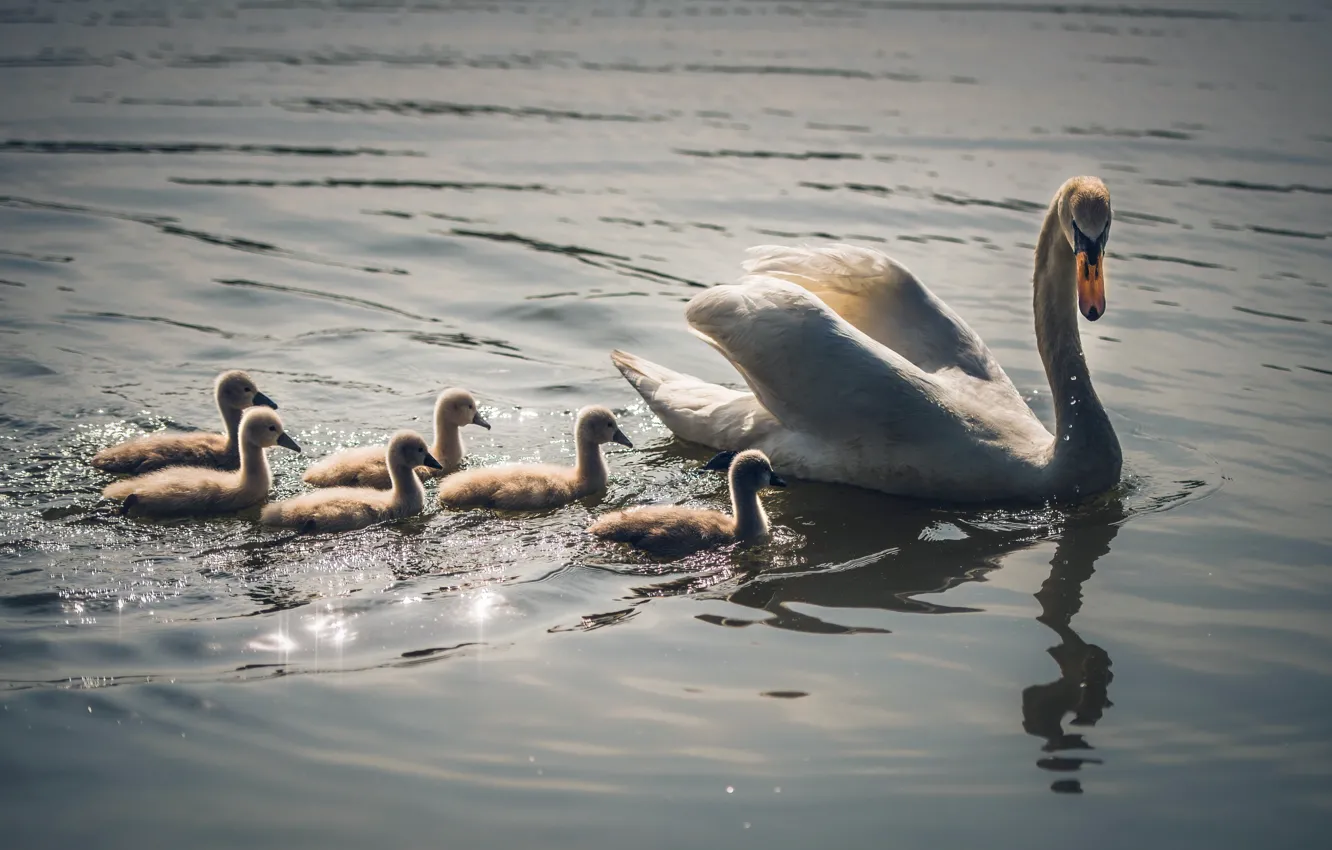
[
  {"left": 685, "top": 277, "right": 955, "bottom": 444},
  {"left": 742, "top": 244, "right": 1004, "bottom": 382}
]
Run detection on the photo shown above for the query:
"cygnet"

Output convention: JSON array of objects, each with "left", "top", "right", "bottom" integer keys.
[
  {"left": 91, "top": 370, "right": 278, "bottom": 474},
  {"left": 103, "top": 407, "right": 300, "bottom": 518},
  {"left": 436, "top": 406, "right": 631, "bottom": 511},
  {"left": 262, "top": 430, "right": 441, "bottom": 533},
  {"left": 302, "top": 388, "right": 489, "bottom": 489},
  {"left": 588, "top": 450, "right": 786, "bottom": 556}
]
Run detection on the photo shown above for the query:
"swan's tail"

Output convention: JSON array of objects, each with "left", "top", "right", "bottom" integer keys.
[
  {"left": 611, "top": 349, "right": 679, "bottom": 400},
  {"left": 610, "top": 350, "right": 773, "bottom": 450}
]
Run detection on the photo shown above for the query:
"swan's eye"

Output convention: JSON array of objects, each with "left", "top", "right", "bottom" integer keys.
[{"left": 268, "top": 425, "right": 276, "bottom": 432}]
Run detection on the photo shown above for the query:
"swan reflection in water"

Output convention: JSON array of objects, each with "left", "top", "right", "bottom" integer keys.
[
  {"left": 1023, "top": 512, "right": 1119, "bottom": 794},
  {"left": 644, "top": 480, "right": 1126, "bottom": 793}
]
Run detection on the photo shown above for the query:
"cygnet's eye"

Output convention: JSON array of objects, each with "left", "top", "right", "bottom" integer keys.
[{"left": 268, "top": 425, "right": 276, "bottom": 432}]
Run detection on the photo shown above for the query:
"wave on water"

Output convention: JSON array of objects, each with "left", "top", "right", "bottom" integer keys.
[{"left": 0, "top": 140, "right": 423, "bottom": 157}]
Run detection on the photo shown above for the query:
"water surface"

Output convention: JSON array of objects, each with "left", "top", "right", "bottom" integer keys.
[{"left": 2, "top": 1, "right": 1331, "bottom": 847}]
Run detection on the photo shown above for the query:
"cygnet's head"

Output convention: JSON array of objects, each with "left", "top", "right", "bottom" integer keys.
[
  {"left": 703, "top": 449, "right": 786, "bottom": 491},
  {"left": 576, "top": 406, "right": 633, "bottom": 448},
  {"left": 435, "top": 388, "right": 490, "bottom": 430},
  {"left": 239, "top": 407, "right": 301, "bottom": 452},
  {"left": 216, "top": 369, "right": 278, "bottom": 412},
  {"left": 388, "top": 430, "right": 442, "bottom": 469},
  {"left": 1056, "top": 176, "right": 1112, "bottom": 322}
]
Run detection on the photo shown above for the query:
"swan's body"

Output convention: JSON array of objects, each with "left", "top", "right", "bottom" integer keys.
[
  {"left": 437, "top": 406, "right": 632, "bottom": 511},
  {"left": 263, "top": 431, "right": 441, "bottom": 532},
  {"left": 302, "top": 388, "right": 489, "bottom": 489},
  {"left": 103, "top": 408, "right": 301, "bottom": 518},
  {"left": 91, "top": 370, "right": 278, "bottom": 474},
  {"left": 613, "top": 176, "right": 1122, "bottom": 503},
  {"left": 589, "top": 449, "right": 786, "bottom": 556}
]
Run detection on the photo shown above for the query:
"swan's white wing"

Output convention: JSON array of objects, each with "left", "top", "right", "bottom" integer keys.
[
  {"left": 743, "top": 244, "right": 1006, "bottom": 382},
  {"left": 685, "top": 277, "right": 957, "bottom": 444}
]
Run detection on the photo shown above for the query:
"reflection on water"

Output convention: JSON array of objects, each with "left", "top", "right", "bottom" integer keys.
[
  {"left": 1023, "top": 509, "right": 1121, "bottom": 794},
  {"left": 673, "top": 485, "right": 1130, "bottom": 792}
]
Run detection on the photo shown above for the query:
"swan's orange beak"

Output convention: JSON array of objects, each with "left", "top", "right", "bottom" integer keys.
[{"left": 1076, "top": 251, "right": 1106, "bottom": 321}]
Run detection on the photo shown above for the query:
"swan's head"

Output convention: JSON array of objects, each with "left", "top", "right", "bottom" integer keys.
[
  {"left": 576, "top": 406, "right": 633, "bottom": 448},
  {"left": 240, "top": 407, "right": 301, "bottom": 453},
  {"left": 216, "top": 369, "right": 277, "bottom": 412},
  {"left": 703, "top": 449, "right": 787, "bottom": 490},
  {"left": 1057, "top": 177, "right": 1112, "bottom": 322},
  {"left": 435, "top": 388, "right": 490, "bottom": 429},
  {"left": 388, "top": 430, "right": 442, "bottom": 470}
]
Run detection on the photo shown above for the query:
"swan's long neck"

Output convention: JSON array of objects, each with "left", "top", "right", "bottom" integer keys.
[
  {"left": 574, "top": 438, "right": 608, "bottom": 492},
  {"left": 387, "top": 454, "right": 426, "bottom": 514},
  {"left": 432, "top": 415, "right": 463, "bottom": 469},
  {"left": 729, "top": 479, "right": 770, "bottom": 541},
  {"left": 1034, "top": 204, "right": 1122, "bottom": 493},
  {"left": 237, "top": 441, "right": 272, "bottom": 496},
  {"left": 219, "top": 401, "right": 243, "bottom": 460}
]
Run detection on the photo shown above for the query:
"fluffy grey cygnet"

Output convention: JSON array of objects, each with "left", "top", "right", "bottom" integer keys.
[
  {"left": 91, "top": 370, "right": 278, "bottom": 474},
  {"left": 437, "top": 406, "right": 631, "bottom": 511},
  {"left": 103, "top": 407, "right": 300, "bottom": 518},
  {"left": 263, "top": 430, "right": 441, "bottom": 533},
  {"left": 302, "top": 388, "right": 489, "bottom": 489},
  {"left": 588, "top": 450, "right": 785, "bottom": 556}
]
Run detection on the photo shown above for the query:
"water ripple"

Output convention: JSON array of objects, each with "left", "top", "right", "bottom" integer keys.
[
  {"left": 170, "top": 177, "right": 552, "bottom": 192},
  {"left": 0, "top": 140, "right": 423, "bottom": 157},
  {"left": 275, "top": 97, "right": 664, "bottom": 123},
  {"left": 444, "top": 228, "right": 708, "bottom": 288},
  {"left": 213, "top": 278, "right": 442, "bottom": 323},
  {"left": 677, "top": 148, "right": 863, "bottom": 161}
]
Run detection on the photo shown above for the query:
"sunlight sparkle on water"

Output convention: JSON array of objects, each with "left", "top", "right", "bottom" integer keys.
[
  {"left": 306, "top": 610, "right": 354, "bottom": 647},
  {"left": 248, "top": 631, "right": 298, "bottom": 653},
  {"left": 468, "top": 590, "right": 502, "bottom": 624}
]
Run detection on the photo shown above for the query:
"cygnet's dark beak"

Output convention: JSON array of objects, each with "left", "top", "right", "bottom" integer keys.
[
  {"left": 611, "top": 428, "right": 633, "bottom": 448},
  {"left": 768, "top": 473, "right": 787, "bottom": 488},
  {"left": 253, "top": 391, "right": 278, "bottom": 410},
  {"left": 472, "top": 411, "right": 492, "bottom": 430},
  {"left": 276, "top": 433, "right": 301, "bottom": 453},
  {"left": 422, "top": 451, "right": 443, "bottom": 469},
  {"left": 701, "top": 450, "right": 737, "bottom": 472}
]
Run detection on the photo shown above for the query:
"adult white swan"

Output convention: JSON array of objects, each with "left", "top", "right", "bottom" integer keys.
[{"left": 612, "top": 176, "right": 1122, "bottom": 503}]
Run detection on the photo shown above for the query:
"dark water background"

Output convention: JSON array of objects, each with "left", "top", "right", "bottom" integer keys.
[{"left": 1, "top": 1, "right": 1330, "bottom": 847}]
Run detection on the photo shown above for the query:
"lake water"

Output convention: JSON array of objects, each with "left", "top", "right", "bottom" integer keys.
[{"left": 2, "top": 0, "right": 1330, "bottom": 846}]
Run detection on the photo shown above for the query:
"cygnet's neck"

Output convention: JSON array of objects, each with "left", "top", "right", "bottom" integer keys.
[
  {"left": 220, "top": 403, "right": 244, "bottom": 461},
  {"left": 574, "top": 435, "right": 608, "bottom": 492},
  {"left": 729, "top": 478, "right": 770, "bottom": 541},
  {"left": 237, "top": 440, "right": 272, "bottom": 496},
  {"left": 387, "top": 454, "right": 426, "bottom": 514},
  {"left": 431, "top": 417, "right": 464, "bottom": 470}
]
